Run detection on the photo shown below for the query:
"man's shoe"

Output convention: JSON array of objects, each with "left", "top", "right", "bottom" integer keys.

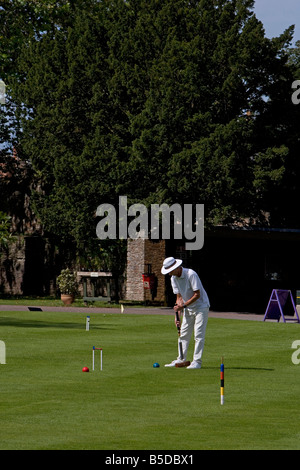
[
  {"left": 165, "top": 359, "right": 185, "bottom": 367},
  {"left": 186, "top": 361, "right": 201, "bottom": 369}
]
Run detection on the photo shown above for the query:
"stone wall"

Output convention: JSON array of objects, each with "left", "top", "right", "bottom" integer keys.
[
  {"left": 1, "top": 234, "right": 166, "bottom": 302},
  {"left": 125, "top": 238, "right": 145, "bottom": 301},
  {"left": 125, "top": 238, "right": 166, "bottom": 303},
  {"left": 144, "top": 239, "right": 166, "bottom": 303}
]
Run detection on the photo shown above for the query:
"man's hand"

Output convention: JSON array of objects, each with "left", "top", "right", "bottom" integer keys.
[
  {"left": 173, "top": 303, "right": 184, "bottom": 313},
  {"left": 174, "top": 295, "right": 184, "bottom": 311}
]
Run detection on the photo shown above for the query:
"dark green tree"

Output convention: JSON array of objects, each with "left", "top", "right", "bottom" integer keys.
[
  {"left": 114, "top": 0, "right": 295, "bottom": 225},
  {"left": 6, "top": 0, "right": 300, "bottom": 258},
  {"left": 0, "top": 211, "right": 14, "bottom": 249},
  {"left": 288, "top": 40, "right": 300, "bottom": 79}
]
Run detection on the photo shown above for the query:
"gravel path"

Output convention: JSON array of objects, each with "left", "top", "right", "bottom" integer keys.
[{"left": 0, "top": 304, "right": 265, "bottom": 321}]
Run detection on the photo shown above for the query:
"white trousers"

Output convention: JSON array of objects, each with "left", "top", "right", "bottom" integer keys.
[{"left": 178, "top": 308, "right": 209, "bottom": 366}]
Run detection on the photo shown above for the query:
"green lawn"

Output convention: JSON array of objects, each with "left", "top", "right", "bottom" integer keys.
[
  {"left": 0, "top": 310, "right": 300, "bottom": 450},
  {"left": 0, "top": 297, "right": 121, "bottom": 308}
]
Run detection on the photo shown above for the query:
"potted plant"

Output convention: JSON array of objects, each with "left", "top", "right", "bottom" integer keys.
[{"left": 57, "top": 268, "right": 78, "bottom": 306}]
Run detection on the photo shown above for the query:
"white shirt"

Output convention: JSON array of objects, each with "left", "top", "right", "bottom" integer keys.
[{"left": 171, "top": 267, "right": 210, "bottom": 312}]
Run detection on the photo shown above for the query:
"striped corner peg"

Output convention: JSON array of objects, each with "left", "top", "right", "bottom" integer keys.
[{"left": 220, "top": 357, "right": 224, "bottom": 405}]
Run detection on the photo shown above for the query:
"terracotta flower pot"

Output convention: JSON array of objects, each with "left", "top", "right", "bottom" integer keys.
[{"left": 61, "top": 294, "right": 75, "bottom": 306}]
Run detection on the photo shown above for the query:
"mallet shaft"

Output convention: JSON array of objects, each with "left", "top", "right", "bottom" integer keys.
[{"left": 175, "top": 311, "right": 181, "bottom": 336}]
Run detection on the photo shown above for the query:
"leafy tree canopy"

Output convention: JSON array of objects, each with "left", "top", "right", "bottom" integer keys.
[{"left": 2, "top": 0, "right": 300, "bottom": 257}]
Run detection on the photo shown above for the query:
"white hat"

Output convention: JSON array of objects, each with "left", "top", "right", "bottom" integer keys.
[{"left": 161, "top": 257, "right": 182, "bottom": 275}]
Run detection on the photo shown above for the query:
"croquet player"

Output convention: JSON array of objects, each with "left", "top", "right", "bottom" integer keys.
[{"left": 161, "top": 257, "right": 210, "bottom": 369}]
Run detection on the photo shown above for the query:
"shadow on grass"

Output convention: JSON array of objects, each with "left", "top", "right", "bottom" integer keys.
[
  {"left": 205, "top": 366, "right": 274, "bottom": 371},
  {"left": 0, "top": 317, "right": 114, "bottom": 330},
  {"left": 227, "top": 366, "right": 274, "bottom": 371}
]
